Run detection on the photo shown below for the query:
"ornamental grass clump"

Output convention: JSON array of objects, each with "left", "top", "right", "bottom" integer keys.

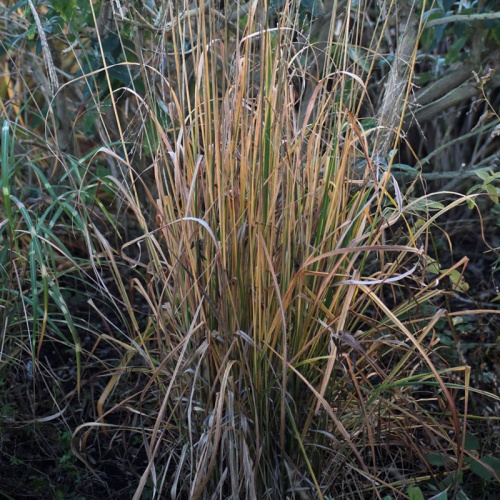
[{"left": 75, "top": 2, "right": 486, "bottom": 498}]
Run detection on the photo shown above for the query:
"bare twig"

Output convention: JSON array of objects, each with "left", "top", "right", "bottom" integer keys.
[{"left": 426, "top": 11, "right": 500, "bottom": 29}]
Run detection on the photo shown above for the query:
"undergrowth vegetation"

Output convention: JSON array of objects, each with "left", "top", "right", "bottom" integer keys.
[{"left": 1, "top": 0, "right": 499, "bottom": 498}]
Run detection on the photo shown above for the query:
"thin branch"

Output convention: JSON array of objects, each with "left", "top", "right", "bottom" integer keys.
[
  {"left": 411, "top": 73, "right": 500, "bottom": 124},
  {"left": 419, "top": 123, "right": 498, "bottom": 166},
  {"left": 426, "top": 11, "right": 500, "bottom": 29},
  {"left": 397, "top": 164, "right": 499, "bottom": 181}
]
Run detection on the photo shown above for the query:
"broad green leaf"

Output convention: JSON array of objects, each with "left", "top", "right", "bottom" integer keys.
[
  {"left": 475, "top": 169, "right": 493, "bottom": 182},
  {"left": 51, "top": 0, "right": 76, "bottom": 22},
  {"left": 464, "top": 431, "right": 479, "bottom": 451},
  {"left": 470, "top": 456, "right": 500, "bottom": 481},
  {"left": 347, "top": 46, "right": 371, "bottom": 73},
  {"left": 426, "top": 453, "right": 446, "bottom": 466},
  {"left": 407, "top": 486, "right": 424, "bottom": 500},
  {"left": 485, "top": 184, "right": 500, "bottom": 197},
  {"left": 445, "top": 33, "right": 468, "bottom": 64}
]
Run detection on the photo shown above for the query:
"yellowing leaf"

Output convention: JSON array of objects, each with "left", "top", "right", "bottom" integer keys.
[
  {"left": 449, "top": 269, "right": 469, "bottom": 293},
  {"left": 425, "top": 258, "right": 441, "bottom": 274}
]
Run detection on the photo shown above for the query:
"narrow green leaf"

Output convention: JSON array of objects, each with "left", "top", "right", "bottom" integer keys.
[
  {"left": 426, "top": 453, "right": 447, "bottom": 466},
  {"left": 1, "top": 120, "right": 13, "bottom": 226}
]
